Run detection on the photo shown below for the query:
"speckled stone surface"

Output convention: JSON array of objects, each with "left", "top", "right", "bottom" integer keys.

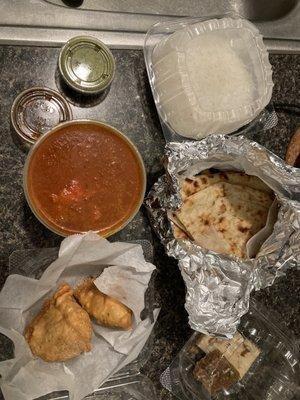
[{"left": 0, "top": 47, "right": 299, "bottom": 400}]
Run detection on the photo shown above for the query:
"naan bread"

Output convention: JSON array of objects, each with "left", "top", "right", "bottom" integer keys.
[
  {"left": 173, "top": 224, "right": 190, "bottom": 240},
  {"left": 180, "top": 170, "right": 272, "bottom": 200},
  {"left": 175, "top": 182, "right": 273, "bottom": 258},
  {"left": 168, "top": 211, "right": 192, "bottom": 240}
]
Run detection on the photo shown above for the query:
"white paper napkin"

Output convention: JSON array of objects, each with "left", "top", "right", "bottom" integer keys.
[{"left": 0, "top": 232, "right": 158, "bottom": 400}]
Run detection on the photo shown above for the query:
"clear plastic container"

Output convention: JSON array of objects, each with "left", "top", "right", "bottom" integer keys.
[
  {"left": 32, "top": 374, "right": 157, "bottom": 400},
  {"left": 144, "top": 15, "right": 274, "bottom": 141},
  {"left": 5, "top": 240, "right": 158, "bottom": 400},
  {"left": 161, "top": 300, "right": 299, "bottom": 400},
  {"left": 11, "top": 86, "right": 73, "bottom": 145}
]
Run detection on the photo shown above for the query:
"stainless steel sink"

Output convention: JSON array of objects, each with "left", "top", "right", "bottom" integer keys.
[
  {"left": 44, "top": 0, "right": 298, "bottom": 21},
  {"left": 0, "top": 0, "right": 299, "bottom": 52}
]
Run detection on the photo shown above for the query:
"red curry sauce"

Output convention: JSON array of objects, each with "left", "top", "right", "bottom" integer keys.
[{"left": 26, "top": 122, "right": 145, "bottom": 235}]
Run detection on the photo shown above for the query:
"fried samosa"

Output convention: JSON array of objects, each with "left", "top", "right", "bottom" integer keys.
[
  {"left": 74, "top": 278, "right": 133, "bottom": 330},
  {"left": 25, "top": 283, "right": 92, "bottom": 362}
]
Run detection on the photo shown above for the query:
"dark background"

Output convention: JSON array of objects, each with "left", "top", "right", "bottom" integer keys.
[{"left": 0, "top": 47, "right": 299, "bottom": 399}]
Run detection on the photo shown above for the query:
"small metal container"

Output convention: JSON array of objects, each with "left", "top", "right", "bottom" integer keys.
[
  {"left": 11, "top": 87, "right": 72, "bottom": 145},
  {"left": 58, "top": 36, "right": 115, "bottom": 94}
]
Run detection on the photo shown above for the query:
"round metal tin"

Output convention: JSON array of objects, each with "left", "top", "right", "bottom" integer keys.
[
  {"left": 58, "top": 36, "right": 115, "bottom": 94},
  {"left": 11, "top": 87, "right": 72, "bottom": 145}
]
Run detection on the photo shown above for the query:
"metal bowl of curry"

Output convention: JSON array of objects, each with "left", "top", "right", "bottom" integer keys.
[{"left": 23, "top": 120, "right": 146, "bottom": 237}]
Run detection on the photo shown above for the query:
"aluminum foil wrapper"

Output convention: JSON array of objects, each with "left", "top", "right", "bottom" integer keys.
[{"left": 145, "top": 135, "right": 300, "bottom": 337}]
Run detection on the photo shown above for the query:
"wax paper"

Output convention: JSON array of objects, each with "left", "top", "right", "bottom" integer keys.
[{"left": 0, "top": 232, "right": 158, "bottom": 400}]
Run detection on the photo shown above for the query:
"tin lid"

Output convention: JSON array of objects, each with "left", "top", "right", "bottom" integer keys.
[
  {"left": 11, "top": 87, "right": 72, "bottom": 144},
  {"left": 58, "top": 36, "right": 115, "bottom": 94}
]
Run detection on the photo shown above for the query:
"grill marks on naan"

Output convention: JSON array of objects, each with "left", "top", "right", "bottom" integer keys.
[
  {"left": 180, "top": 170, "right": 272, "bottom": 201},
  {"left": 173, "top": 173, "right": 273, "bottom": 258}
]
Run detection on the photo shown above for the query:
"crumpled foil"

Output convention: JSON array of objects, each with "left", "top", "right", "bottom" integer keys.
[{"left": 145, "top": 135, "right": 300, "bottom": 337}]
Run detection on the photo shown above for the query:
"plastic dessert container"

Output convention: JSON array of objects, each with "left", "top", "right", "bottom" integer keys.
[
  {"left": 144, "top": 16, "right": 274, "bottom": 141},
  {"left": 161, "top": 301, "right": 299, "bottom": 400},
  {"left": 23, "top": 120, "right": 146, "bottom": 237}
]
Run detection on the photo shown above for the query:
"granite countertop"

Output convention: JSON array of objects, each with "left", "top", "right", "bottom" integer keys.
[{"left": 0, "top": 46, "right": 299, "bottom": 400}]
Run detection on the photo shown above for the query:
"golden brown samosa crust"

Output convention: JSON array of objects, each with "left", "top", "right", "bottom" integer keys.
[
  {"left": 25, "top": 283, "right": 92, "bottom": 362},
  {"left": 74, "top": 278, "right": 133, "bottom": 330}
]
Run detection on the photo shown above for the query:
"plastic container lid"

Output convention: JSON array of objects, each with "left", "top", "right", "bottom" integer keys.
[
  {"left": 11, "top": 87, "right": 72, "bottom": 144},
  {"left": 26, "top": 375, "right": 157, "bottom": 400},
  {"left": 58, "top": 36, "right": 115, "bottom": 94}
]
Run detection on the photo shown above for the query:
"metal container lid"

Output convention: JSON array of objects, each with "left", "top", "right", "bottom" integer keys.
[
  {"left": 58, "top": 36, "right": 115, "bottom": 94},
  {"left": 11, "top": 87, "right": 72, "bottom": 144}
]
